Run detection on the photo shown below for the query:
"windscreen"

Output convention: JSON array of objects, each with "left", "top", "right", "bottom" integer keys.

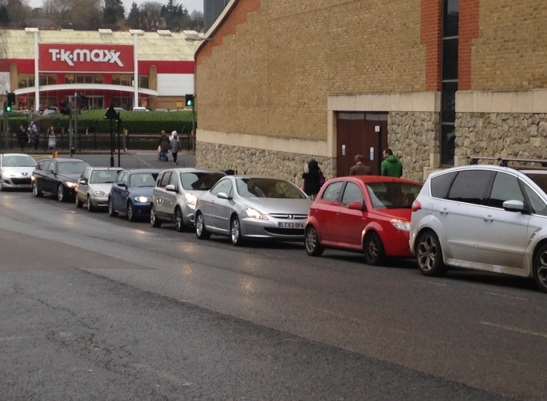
[
  {"left": 236, "top": 178, "right": 306, "bottom": 199},
  {"left": 57, "top": 162, "right": 87, "bottom": 175},
  {"left": 525, "top": 173, "right": 547, "bottom": 195},
  {"left": 367, "top": 183, "right": 421, "bottom": 209},
  {"left": 130, "top": 173, "right": 159, "bottom": 188},
  {"left": 90, "top": 170, "right": 120, "bottom": 184},
  {"left": 180, "top": 172, "right": 224, "bottom": 191},
  {"left": 3, "top": 155, "right": 36, "bottom": 167}
]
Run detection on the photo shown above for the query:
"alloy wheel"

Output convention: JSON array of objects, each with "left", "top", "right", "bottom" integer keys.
[
  {"left": 195, "top": 213, "right": 208, "bottom": 240},
  {"left": 534, "top": 248, "right": 547, "bottom": 292},
  {"left": 87, "top": 196, "right": 94, "bottom": 212},
  {"left": 150, "top": 208, "right": 161, "bottom": 228},
  {"left": 230, "top": 217, "right": 242, "bottom": 246},
  {"left": 127, "top": 203, "right": 134, "bottom": 222},
  {"left": 175, "top": 208, "right": 184, "bottom": 232},
  {"left": 363, "top": 233, "right": 384, "bottom": 265},
  {"left": 108, "top": 198, "right": 116, "bottom": 217},
  {"left": 57, "top": 185, "right": 64, "bottom": 202},
  {"left": 33, "top": 183, "right": 41, "bottom": 197},
  {"left": 305, "top": 226, "right": 323, "bottom": 257},
  {"left": 415, "top": 232, "right": 445, "bottom": 276}
]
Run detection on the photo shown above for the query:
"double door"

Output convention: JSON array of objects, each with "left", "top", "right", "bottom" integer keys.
[{"left": 336, "top": 112, "right": 388, "bottom": 177}]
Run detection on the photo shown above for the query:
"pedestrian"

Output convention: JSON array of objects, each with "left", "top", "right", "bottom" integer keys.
[
  {"left": 302, "top": 159, "right": 325, "bottom": 199},
  {"left": 349, "top": 154, "right": 371, "bottom": 176},
  {"left": 29, "top": 121, "right": 40, "bottom": 151},
  {"left": 158, "top": 131, "right": 170, "bottom": 161},
  {"left": 17, "top": 124, "right": 27, "bottom": 151},
  {"left": 381, "top": 148, "right": 403, "bottom": 178},
  {"left": 170, "top": 130, "right": 181, "bottom": 165},
  {"left": 122, "top": 128, "right": 128, "bottom": 152},
  {"left": 47, "top": 126, "right": 56, "bottom": 152}
]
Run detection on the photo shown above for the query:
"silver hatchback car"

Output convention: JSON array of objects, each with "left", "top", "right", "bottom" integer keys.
[
  {"left": 151, "top": 168, "right": 225, "bottom": 231},
  {"left": 195, "top": 176, "right": 311, "bottom": 245},
  {"left": 0, "top": 153, "right": 36, "bottom": 190},
  {"left": 75, "top": 167, "right": 123, "bottom": 211},
  {"left": 410, "top": 163, "right": 547, "bottom": 292}
]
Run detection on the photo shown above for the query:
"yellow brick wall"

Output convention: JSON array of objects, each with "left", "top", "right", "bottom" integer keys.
[
  {"left": 196, "top": 0, "right": 427, "bottom": 142},
  {"left": 471, "top": 0, "right": 547, "bottom": 91}
]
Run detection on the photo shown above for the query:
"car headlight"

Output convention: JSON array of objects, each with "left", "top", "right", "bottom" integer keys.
[
  {"left": 65, "top": 181, "right": 77, "bottom": 188},
  {"left": 134, "top": 196, "right": 150, "bottom": 203},
  {"left": 391, "top": 219, "right": 411, "bottom": 232},
  {"left": 31, "top": 176, "right": 36, "bottom": 182},
  {"left": 184, "top": 193, "right": 197, "bottom": 209},
  {"left": 92, "top": 191, "right": 106, "bottom": 197},
  {"left": 246, "top": 208, "right": 269, "bottom": 220}
]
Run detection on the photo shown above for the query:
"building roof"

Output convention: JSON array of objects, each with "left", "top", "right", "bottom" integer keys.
[
  {"left": 196, "top": 0, "right": 238, "bottom": 58},
  {"left": 0, "top": 29, "right": 202, "bottom": 61}
]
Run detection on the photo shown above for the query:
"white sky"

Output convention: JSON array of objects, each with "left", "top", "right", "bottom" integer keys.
[{"left": 27, "top": 0, "right": 203, "bottom": 13}]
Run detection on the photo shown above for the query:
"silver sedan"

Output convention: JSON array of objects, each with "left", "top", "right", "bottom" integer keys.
[
  {"left": 0, "top": 153, "right": 36, "bottom": 191},
  {"left": 195, "top": 176, "right": 311, "bottom": 246}
]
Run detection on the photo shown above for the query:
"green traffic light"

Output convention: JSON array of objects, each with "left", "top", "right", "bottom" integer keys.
[{"left": 6, "top": 106, "right": 11, "bottom": 112}]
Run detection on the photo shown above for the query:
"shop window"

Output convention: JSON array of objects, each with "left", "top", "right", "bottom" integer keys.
[
  {"left": 75, "top": 74, "right": 103, "bottom": 84},
  {"left": 39, "top": 74, "right": 58, "bottom": 86},
  {"left": 17, "top": 75, "right": 35, "bottom": 89},
  {"left": 65, "top": 74, "right": 75, "bottom": 84},
  {"left": 139, "top": 75, "right": 149, "bottom": 89},
  {"left": 112, "top": 74, "right": 132, "bottom": 86}
]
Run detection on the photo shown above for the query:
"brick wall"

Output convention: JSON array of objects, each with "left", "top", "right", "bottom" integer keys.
[
  {"left": 470, "top": 0, "right": 547, "bottom": 91},
  {"left": 196, "top": 0, "right": 429, "bottom": 142}
]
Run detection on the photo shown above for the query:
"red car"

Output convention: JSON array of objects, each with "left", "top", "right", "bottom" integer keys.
[{"left": 305, "top": 176, "right": 422, "bottom": 265}]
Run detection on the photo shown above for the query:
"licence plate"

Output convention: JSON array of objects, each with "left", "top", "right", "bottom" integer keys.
[{"left": 278, "top": 222, "right": 304, "bottom": 229}]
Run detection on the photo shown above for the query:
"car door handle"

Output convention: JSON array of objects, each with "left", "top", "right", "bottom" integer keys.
[
  {"left": 440, "top": 208, "right": 449, "bottom": 216},
  {"left": 483, "top": 215, "right": 494, "bottom": 223}
]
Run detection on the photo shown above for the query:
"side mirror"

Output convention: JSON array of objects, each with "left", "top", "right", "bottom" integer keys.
[
  {"left": 79, "top": 178, "right": 88, "bottom": 185},
  {"left": 165, "top": 184, "right": 177, "bottom": 193},
  {"left": 348, "top": 201, "right": 365, "bottom": 211},
  {"left": 118, "top": 183, "right": 127, "bottom": 189},
  {"left": 503, "top": 200, "right": 525, "bottom": 213},
  {"left": 217, "top": 192, "right": 231, "bottom": 200}
]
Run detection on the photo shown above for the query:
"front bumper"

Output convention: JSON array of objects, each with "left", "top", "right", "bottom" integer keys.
[
  {"left": 132, "top": 203, "right": 152, "bottom": 217},
  {"left": 1, "top": 177, "right": 32, "bottom": 189},
  {"left": 182, "top": 204, "right": 197, "bottom": 225},
  {"left": 90, "top": 196, "right": 109, "bottom": 208},
  {"left": 241, "top": 217, "right": 306, "bottom": 241}
]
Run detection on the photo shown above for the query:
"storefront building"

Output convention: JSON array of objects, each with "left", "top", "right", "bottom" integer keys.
[
  {"left": 0, "top": 29, "right": 201, "bottom": 111},
  {"left": 195, "top": 0, "right": 547, "bottom": 182}
]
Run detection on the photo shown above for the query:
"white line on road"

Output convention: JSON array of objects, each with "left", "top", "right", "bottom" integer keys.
[
  {"left": 0, "top": 335, "right": 38, "bottom": 342},
  {"left": 480, "top": 321, "right": 547, "bottom": 340},
  {"left": 484, "top": 291, "right": 528, "bottom": 302}
]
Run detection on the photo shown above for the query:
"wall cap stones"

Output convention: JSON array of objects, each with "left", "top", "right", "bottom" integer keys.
[
  {"left": 457, "top": 89, "right": 547, "bottom": 114},
  {"left": 328, "top": 91, "right": 441, "bottom": 113}
]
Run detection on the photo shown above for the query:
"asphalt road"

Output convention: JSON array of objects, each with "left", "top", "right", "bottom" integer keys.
[{"left": 1, "top": 189, "right": 546, "bottom": 400}]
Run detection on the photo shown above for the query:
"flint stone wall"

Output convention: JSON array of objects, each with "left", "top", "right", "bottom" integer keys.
[
  {"left": 196, "top": 141, "right": 335, "bottom": 187},
  {"left": 455, "top": 113, "right": 547, "bottom": 164}
]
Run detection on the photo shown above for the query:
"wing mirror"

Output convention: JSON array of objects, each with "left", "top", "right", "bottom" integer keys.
[
  {"left": 217, "top": 192, "right": 232, "bottom": 200},
  {"left": 79, "top": 178, "right": 88, "bottom": 185},
  {"left": 348, "top": 202, "right": 365, "bottom": 211},
  {"left": 503, "top": 200, "right": 526, "bottom": 213},
  {"left": 165, "top": 184, "right": 178, "bottom": 193},
  {"left": 118, "top": 183, "right": 127, "bottom": 189}
]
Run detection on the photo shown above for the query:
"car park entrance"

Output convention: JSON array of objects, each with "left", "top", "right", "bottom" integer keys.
[{"left": 336, "top": 112, "right": 388, "bottom": 176}]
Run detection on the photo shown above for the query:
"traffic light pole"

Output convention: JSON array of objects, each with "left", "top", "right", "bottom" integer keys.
[
  {"left": 110, "top": 118, "right": 114, "bottom": 167},
  {"left": 117, "top": 114, "right": 121, "bottom": 168}
]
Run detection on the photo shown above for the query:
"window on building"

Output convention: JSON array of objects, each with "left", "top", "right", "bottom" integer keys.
[
  {"left": 65, "top": 74, "right": 75, "bottom": 84},
  {"left": 39, "top": 74, "right": 58, "bottom": 86},
  {"left": 139, "top": 76, "right": 149, "bottom": 89},
  {"left": 75, "top": 74, "right": 103, "bottom": 84},
  {"left": 112, "top": 74, "right": 132, "bottom": 86},
  {"left": 440, "top": 0, "right": 459, "bottom": 166},
  {"left": 17, "top": 74, "right": 35, "bottom": 89}
]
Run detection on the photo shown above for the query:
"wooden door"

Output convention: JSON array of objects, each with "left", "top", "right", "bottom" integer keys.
[{"left": 336, "top": 112, "right": 388, "bottom": 176}]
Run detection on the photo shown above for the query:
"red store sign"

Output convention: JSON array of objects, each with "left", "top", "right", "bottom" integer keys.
[{"left": 39, "top": 44, "right": 134, "bottom": 73}]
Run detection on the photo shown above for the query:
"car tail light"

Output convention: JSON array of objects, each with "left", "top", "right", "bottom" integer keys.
[{"left": 411, "top": 200, "right": 422, "bottom": 213}]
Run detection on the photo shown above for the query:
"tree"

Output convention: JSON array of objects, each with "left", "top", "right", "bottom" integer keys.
[
  {"left": 189, "top": 10, "right": 204, "bottom": 32},
  {"left": 127, "top": 2, "right": 140, "bottom": 29},
  {"left": 43, "top": 0, "right": 101, "bottom": 30},
  {"left": 138, "top": 1, "right": 165, "bottom": 31},
  {"left": 103, "top": 0, "right": 124, "bottom": 29}
]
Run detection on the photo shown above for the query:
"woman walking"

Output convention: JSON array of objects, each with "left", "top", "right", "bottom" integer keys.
[{"left": 170, "top": 130, "right": 181, "bottom": 165}]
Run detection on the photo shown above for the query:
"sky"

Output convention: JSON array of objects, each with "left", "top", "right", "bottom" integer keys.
[{"left": 27, "top": 0, "right": 204, "bottom": 13}]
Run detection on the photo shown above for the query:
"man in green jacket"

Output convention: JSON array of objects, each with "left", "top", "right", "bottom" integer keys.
[{"left": 381, "top": 149, "right": 403, "bottom": 178}]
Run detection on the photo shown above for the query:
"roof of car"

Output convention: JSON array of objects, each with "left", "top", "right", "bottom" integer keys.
[
  {"left": 163, "top": 168, "right": 224, "bottom": 174},
  {"left": 125, "top": 169, "right": 160, "bottom": 174},
  {"left": 331, "top": 175, "right": 421, "bottom": 185},
  {"left": 89, "top": 167, "right": 124, "bottom": 171},
  {"left": 51, "top": 158, "right": 85, "bottom": 163},
  {"left": 1, "top": 153, "right": 35, "bottom": 157}
]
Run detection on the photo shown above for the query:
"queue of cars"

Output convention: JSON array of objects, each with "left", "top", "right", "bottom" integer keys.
[{"left": 1, "top": 152, "right": 547, "bottom": 293}]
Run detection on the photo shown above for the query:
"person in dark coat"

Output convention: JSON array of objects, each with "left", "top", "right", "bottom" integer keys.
[
  {"left": 349, "top": 154, "right": 371, "bottom": 176},
  {"left": 158, "top": 131, "right": 170, "bottom": 161},
  {"left": 17, "top": 125, "right": 28, "bottom": 151},
  {"left": 302, "top": 159, "right": 325, "bottom": 198}
]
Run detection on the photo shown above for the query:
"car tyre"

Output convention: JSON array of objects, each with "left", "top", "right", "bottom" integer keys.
[
  {"left": 75, "top": 194, "right": 83, "bottom": 208},
  {"left": 57, "top": 184, "right": 66, "bottom": 202},
  {"left": 87, "top": 196, "right": 95, "bottom": 212},
  {"left": 363, "top": 232, "right": 385, "bottom": 266},
  {"left": 415, "top": 230, "right": 446, "bottom": 276},
  {"left": 195, "top": 212, "right": 210, "bottom": 240},
  {"left": 127, "top": 202, "right": 136, "bottom": 222},
  {"left": 230, "top": 215, "right": 244, "bottom": 246},
  {"left": 150, "top": 206, "right": 162, "bottom": 228},
  {"left": 175, "top": 207, "right": 185, "bottom": 232},
  {"left": 108, "top": 198, "right": 117, "bottom": 217},
  {"left": 533, "top": 243, "right": 547, "bottom": 293},
  {"left": 33, "top": 182, "right": 43, "bottom": 198},
  {"left": 305, "top": 225, "right": 324, "bottom": 257}
]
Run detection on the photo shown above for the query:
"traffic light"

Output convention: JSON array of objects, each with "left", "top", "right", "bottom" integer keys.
[
  {"left": 5, "top": 92, "right": 15, "bottom": 112},
  {"left": 185, "top": 94, "right": 194, "bottom": 108}
]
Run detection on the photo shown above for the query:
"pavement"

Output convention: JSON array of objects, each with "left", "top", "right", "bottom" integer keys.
[{"left": 0, "top": 187, "right": 546, "bottom": 400}]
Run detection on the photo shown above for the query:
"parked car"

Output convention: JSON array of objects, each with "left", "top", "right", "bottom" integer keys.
[
  {"left": 195, "top": 176, "right": 312, "bottom": 245},
  {"left": 410, "top": 164, "right": 547, "bottom": 292},
  {"left": 0, "top": 153, "right": 36, "bottom": 191},
  {"left": 32, "top": 158, "right": 89, "bottom": 201},
  {"left": 305, "top": 176, "right": 421, "bottom": 264},
  {"left": 151, "top": 168, "right": 225, "bottom": 231},
  {"left": 108, "top": 169, "right": 160, "bottom": 222},
  {"left": 75, "top": 167, "right": 123, "bottom": 211}
]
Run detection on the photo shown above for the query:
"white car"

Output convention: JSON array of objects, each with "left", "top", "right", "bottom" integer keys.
[
  {"left": 0, "top": 153, "right": 36, "bottom": 191},
  {"left": 410, "top": 163, "right": 547, "bottom": 292},
  {"left": 75, "top": 167, "right": 123, "bottom": 211}
]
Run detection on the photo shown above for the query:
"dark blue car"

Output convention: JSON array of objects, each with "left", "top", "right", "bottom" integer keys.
[{"left": 108, "top": 169, "right": 160, "bottom": 222}]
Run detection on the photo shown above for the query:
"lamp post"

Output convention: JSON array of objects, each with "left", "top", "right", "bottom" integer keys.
[
  {"left": 24, "top": 28, "right": 40, "bottom": 113},
  {"left": 105, "top": 106, "right": 117, "bottom": 167}
]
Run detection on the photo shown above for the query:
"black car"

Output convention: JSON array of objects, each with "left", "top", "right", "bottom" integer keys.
[{"left": 32, "top": 158, "right": 89, "bottom": 202}]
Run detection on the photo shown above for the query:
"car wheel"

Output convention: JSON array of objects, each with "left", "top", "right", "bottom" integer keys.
[
  {"left": 150, "top": 207, "right": 162, "bottom": 228},
  {"left": 415, "top": 230, "right": 446, "bottom": 276},
  {"left": 195, "top": 212, "right": 209, "bottom": 240},
  {"left": 175, "top": 207, "right": 185, "bottom": 232},
  {"left": 57, "top": 184, "right": 65, "bottom": 202},
  {"left": 363, "top": 232, "right": 385, "bottom": 266},
  {"left": 230, "top": 215, "right": 244, "bottom": 246},
  {"left": 108, "top": 198, "right": 117, "bottom": 217},
  {"left": 305, "top": 226, "right": 324, "bottom": 257},
  {"left": 0, "top": 181, "right": 3, "bottom": 191},
  {"left": 127, "top": 202, "right": 135, "bottom": 222},
  {"left": 33, "top": 182, "right": 42, "bottom": 198},
  {"left": 75, "top": 194, "right": 83, "bottom": 208},
  {"left": 533, "top": 243, "right": 547, "bottom": 293},
  {"left": 87, "top": 196, "right": 95, "bottom": 212}
]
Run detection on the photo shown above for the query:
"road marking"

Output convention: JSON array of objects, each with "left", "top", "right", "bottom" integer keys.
[
  {"left": 484, "top": 291, "right": 528, "bottom": 302},
  {"left": 0, "top": 335, "right": 37, "bottom": 342},
  {"left": 480, "top": 321, "right": 547, "bottom": 340}
]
